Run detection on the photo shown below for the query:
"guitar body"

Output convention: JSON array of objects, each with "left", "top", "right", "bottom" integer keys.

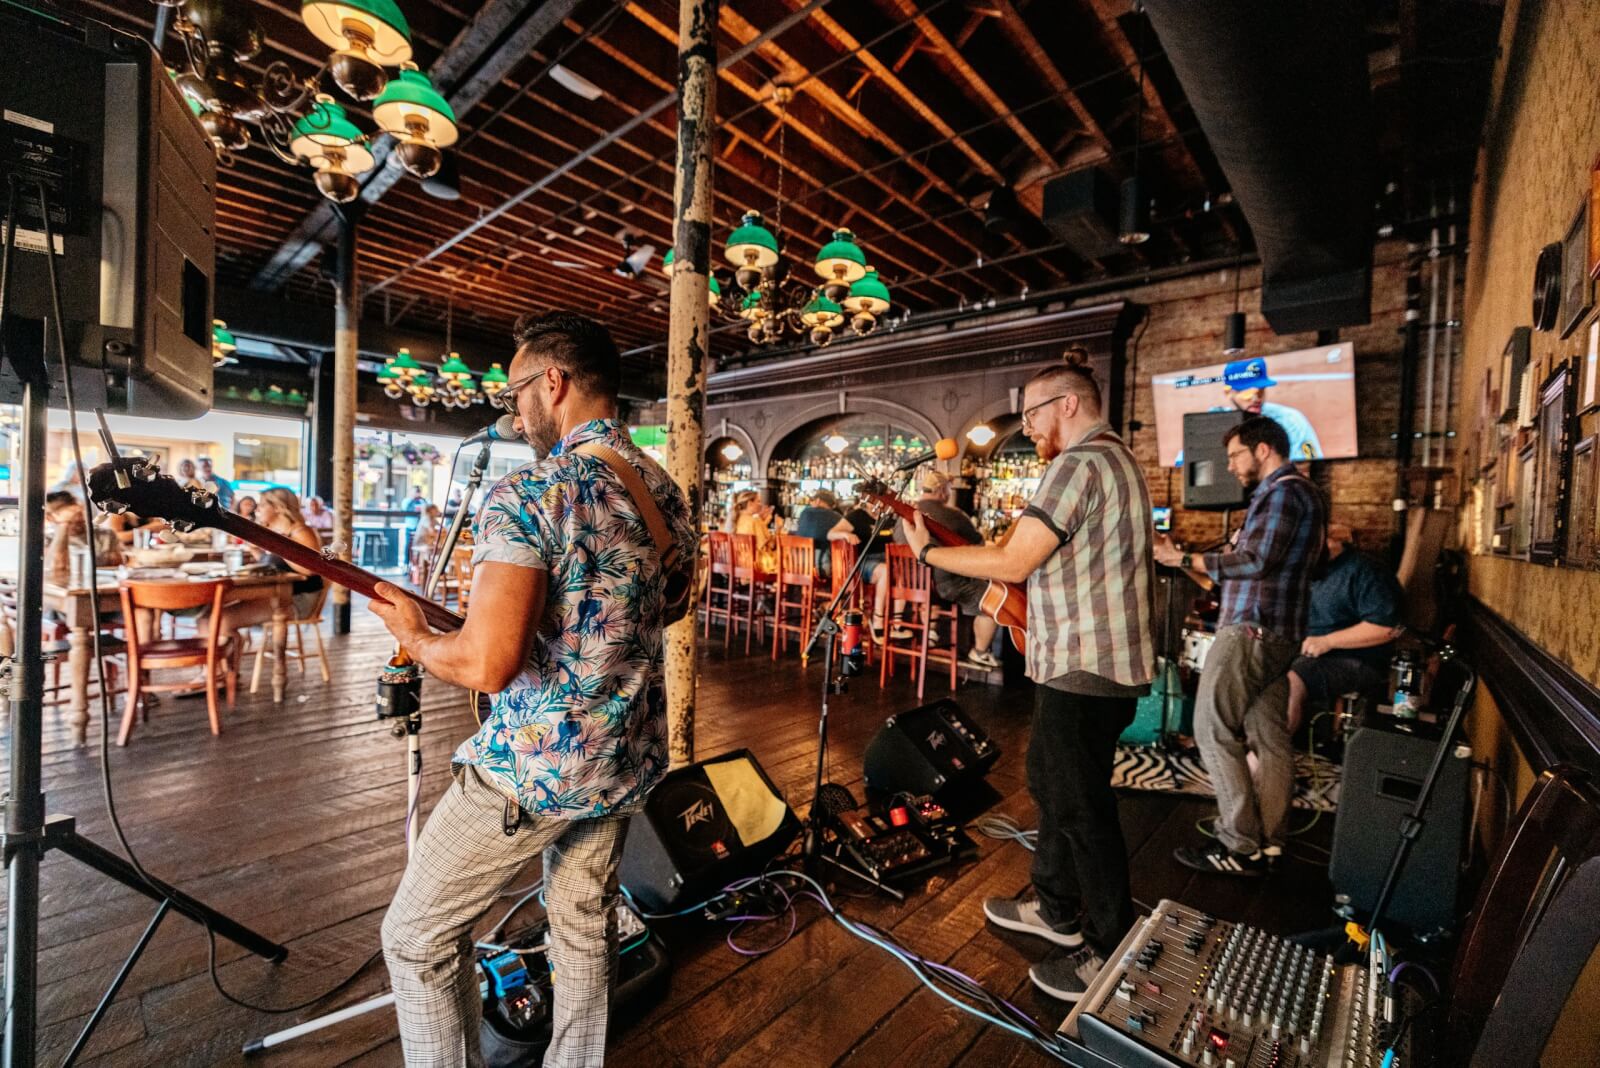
[
  {"left": 857, "top": 481, "right": 1028, "bottom": 650},
  {"left": 87, "top": 459, "right": 464, "bottom": 633}
]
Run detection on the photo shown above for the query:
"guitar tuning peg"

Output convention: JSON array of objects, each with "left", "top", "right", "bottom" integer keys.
[{"left": 323, "top": 541, "right": 347, "bottom": 560}]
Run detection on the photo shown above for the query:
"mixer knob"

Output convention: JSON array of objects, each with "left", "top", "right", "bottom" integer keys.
[
  {"left": 1270, "top": 1021, "right": 1282, "bottom": 1041},
  {"left": 1199, "top": 1049, "right": 1217, "bottom": 1067},
  {"left": 1182, "top": 1030, "right": 1196, "bottom": 1056},
  {"left": 1300, "top": 1035, "right": 1312, "bottom": 1055}
]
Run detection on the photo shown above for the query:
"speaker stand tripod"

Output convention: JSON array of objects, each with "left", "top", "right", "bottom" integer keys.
[{"left": 0, "top": 177, "right": 285, "bottom": 1068}]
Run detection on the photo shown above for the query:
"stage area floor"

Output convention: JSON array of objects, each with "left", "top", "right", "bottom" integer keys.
[{"left": 0, "top": 609, "right": 1337, "bottom": 1066}]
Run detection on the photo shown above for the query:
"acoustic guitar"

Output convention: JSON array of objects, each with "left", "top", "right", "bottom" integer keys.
[
  {"left": 86, "top": 459, "right": 464, "bottom": 634},
  {"left": 856, "top": 480, "right": 1027, "bottom": 651}
]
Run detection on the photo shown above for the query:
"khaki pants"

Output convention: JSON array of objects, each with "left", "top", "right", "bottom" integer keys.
[{"left": 1194, "top": 623, "right": 1298, "bottom": 855}]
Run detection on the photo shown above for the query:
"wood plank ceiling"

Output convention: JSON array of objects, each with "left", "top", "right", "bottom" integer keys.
[{"left": 61, "top": 0, "right": 1248, "bottom": 372}]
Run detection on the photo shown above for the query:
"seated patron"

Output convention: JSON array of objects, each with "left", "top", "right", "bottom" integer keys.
[
  {"left": 892, "top": 470, "right": 1000, "bottom": 667},
  {"left": 793, "top": 489, "right": 843, "bottom": 573},
  {"left": 44, "top": 492, "right": 123, "bottom": 578},
  {"left": 305, "top": 495, "right": 335, "bottom": 532},
  {"left": 1288, "top": 522, "right": 1403, "bottom": 731},
  {"left": 729, "top": 489, "right": 779, "bottom": 575}
]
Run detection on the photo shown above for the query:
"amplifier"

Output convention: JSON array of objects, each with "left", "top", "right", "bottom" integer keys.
[
  {"left": 1330, "top": 720, "right": 1470, "bottom": 935},
  {"left": 863, "top": 698, "right": 1000, "bottom": 796},
  {"left": 1060, "top": 900, "right": 1413, "bottom": 1068}
]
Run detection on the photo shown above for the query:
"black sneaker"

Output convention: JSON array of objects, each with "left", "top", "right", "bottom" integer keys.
[
  {"left": 983, "top": 894, "right": 1084, "bottom": 948},
  {"left": 1173, "top": 839, "right": 1267, "bottom": 877},
  {"left": 1029, "top": 946, "right": 1105, "bottom": 1002}
]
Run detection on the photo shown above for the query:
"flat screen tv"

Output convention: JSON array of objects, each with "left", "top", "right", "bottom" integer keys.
[{"left": 1152, "top": 342, "right": 1359, "bottom": 467}]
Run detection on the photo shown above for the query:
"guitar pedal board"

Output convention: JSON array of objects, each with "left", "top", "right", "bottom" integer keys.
[
  {"left": 1060, "top": 900, "right": 1414, "bottom": 1068},
  {"left": 823, "top": 793, "right": 977, "bottom": 884}
]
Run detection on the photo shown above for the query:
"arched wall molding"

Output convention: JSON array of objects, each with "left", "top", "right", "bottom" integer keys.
[
  {"left": 755, "top": 396, "right": 944, "bottom": 473},
  {"left": 704, "top": 421, "right": 759, "bottom": 469}
]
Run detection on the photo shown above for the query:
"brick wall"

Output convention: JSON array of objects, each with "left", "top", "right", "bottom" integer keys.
[
  {"left": 1093, "top": 239, "right": 1419, "bottom": 556},
  {"left": 1455, "top": 0, "right": 1600, "bottom": 803}
]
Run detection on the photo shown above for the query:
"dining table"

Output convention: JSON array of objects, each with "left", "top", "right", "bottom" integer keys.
[{"left": 41, "top": 565, "right": 303, "bottom": 747}]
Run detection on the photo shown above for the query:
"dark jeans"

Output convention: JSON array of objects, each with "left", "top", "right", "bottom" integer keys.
[{"left": 1026, "top": 685, "right": 1137, "bottom": 956}]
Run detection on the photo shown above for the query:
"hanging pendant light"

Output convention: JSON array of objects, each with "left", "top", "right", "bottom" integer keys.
[
  {"left": 725, "top": 210, "right": 780, "bottom": 291},
  {"left": 814, "top": 228, "right": 867, "bottom": 303},
  {"left": 1119, "top": 8, "right": 1152, "bottom": 245},
  {"left": 300, "top": 0, "right": 413, "bottom": 100},
  {"left": 290, "top": 97, "right": 374, "bottom": 203},
  {"left": 481, "top": 362, "right": 509, "bottom": 399},
  {"left": 211, "top": 320, "right": 237, "bottom": 365},
  {"left": 844, "top": 267, "right": 891, "bottom": 336},
  {"left": 966, "top": 424, "right": 997, "bottom": 447},
  {"left": 372, "top": 63, "right": 457, "bottom": 179},
  {"left": 1222, "top": 250, "right": 1247, "bottom": 354}
]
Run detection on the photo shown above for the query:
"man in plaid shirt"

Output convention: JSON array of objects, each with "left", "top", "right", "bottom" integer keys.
[
  {"left": 904, "top": 359, "right": 1154, "bottom": 1004},
  {"left": 1155, "top": 415, "right": 1326, "bottom": 876}
]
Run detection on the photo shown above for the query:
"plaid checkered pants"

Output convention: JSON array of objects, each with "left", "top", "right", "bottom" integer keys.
[{"left": 381, "top": 763, "right": 633, "bottom": 1067}]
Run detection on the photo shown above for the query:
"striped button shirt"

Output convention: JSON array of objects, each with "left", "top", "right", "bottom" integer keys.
[
  {"left": 1202, "top": 462, "right": 1327, "bottom": 640},
  {"left": 1021, "top": 422, "right": 1156, "bottom": 687}
]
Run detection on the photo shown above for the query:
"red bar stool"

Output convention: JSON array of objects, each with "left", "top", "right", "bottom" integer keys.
[
  {"left": 878, "top": 544, "right": 960, "bottom": 700},
  {"left": 772, "top": 534, "right": 818, "bottom": 660},
  {"left": 703, "top": 531, "right": 736, "bottom": 643},
  {"left": 729, "top": 533, "right": 772, "bottom": 655}
]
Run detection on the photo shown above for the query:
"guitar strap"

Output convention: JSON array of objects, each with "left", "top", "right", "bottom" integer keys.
[{"left": 574, "top": 442, "right": 681, "bottom": 573}]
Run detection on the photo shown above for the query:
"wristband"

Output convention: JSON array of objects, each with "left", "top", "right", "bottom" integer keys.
[
  {"left": 1181, "top": 552, "right": 1193, "bottom": 570},
  {"left": 918, "top": 543, "right": 935, "bottom": 565}
]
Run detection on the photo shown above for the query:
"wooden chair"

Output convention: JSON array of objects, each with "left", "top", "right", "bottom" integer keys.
[
  {"left": 728, "top": 533, "right": 772, "bottom": 655},
  {"left": 1, "top": 577, "right": 126, "bottom": 706},
  {"left": 249, "top": 583, "right": 331, "bottom": 693},
  {"left": 117, "top": 579, "right": 236, "bottom": 746},
  {"left": 878, "top": 545, "right": 959, "bottom": 700},
  {"left": 772, "top": 535, "right": 818, "bottom": 660},
  {"left": 436, "top": 545, "right": 474, "bottom": 608},
  {"left": 825, "top": 538, "right": 872, "bottom": 667},
  {"left": 702, "top": 531, "right": 736, "bottom": 643}
]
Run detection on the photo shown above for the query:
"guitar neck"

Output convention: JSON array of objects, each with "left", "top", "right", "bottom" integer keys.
[
  {"left": 862, "top": 493, "right": 972, "bottom": 549},
  {"left": 214, "top": 512, "right": 464, "bottom": 633}
]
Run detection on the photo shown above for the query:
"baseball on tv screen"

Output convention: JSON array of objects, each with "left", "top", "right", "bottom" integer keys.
[{"left": 1151, "top": 342, "right": 1359, "bottom": 467}]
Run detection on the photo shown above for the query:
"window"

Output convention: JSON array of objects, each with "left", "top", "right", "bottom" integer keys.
[{"left": 234, "top": 434, "right": 301, "bottom": 489}]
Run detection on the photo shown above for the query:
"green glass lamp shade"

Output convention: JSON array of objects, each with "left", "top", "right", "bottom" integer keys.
[
  {"left": 302, "top": 0, "right": 412, "bottom": 65},
  {"left": 739, "top": 289, "right": 767, "bottom": 320},
  {"left": 376, "top": 362, "right": 399, "bottom": 381},
  {"left": 800, "top": 292, "right": 845, "bottom": 328},
  {"left": 661, "top": 247, "right": 675, "bottom": 277},
  {"left": 287, "top": 388, "right": 307, "bottom": 405},
  {"left": 814, "top": 228, "right": 867, "bottom": 284},
  {"left": 438, "top": 351, "right": 472, "bottom": 381},
  {"left": 907, "top": 437, "right": 925, "bottom": 452},
  {"left": 211, "top": 320, "right": 237, "bottom": 354},
  {"left": 373, "top": 66, "right": 458, "bottom": 146},
  {"left": 456, "top": 374, "right": 477, "bottom": 393},
  {"left": 707, "top": 273, "right": 722, "bottom": 308},
  {"left": 267, "top": 385, "right": 286, "bottom": 403},
  {"left": 246, "top": 387, "right": 264, "bottom": 403},
  {"left": 290, "top": 98, "right": 374, "bottom": 173},
  {"left": 408, "top": 371, "right": 434, "bottom": 394},
  {"left": 725, "top": 211, "right": 780, "bottom": 269},
  {"left": 481, "top": 362, "right": 509, "bottom": 391},
  {"left": 892, "top": 435, "right": 908, "bottom": 451},
  {"left": 390, "top": 348, "right": 423, "bottom": 376},
  {"left": 845, "top": 267, "right": 891, "bottom": 315}
]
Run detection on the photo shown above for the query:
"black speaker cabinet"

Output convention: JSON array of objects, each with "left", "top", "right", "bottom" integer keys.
[
  {"left": 1041, "top": 168, "right": 1123, "bottom": 260},
  {"left": 1330, "top": 720, "right": 1471, "bottom": 935},
  {"left": 864, "top": 699, "right": 1000, "bottom": 796},
  {"left": 1182, "top": 410, "right": 1249, "bottom": 511},
  {"left": 618, "top": 749, "right": 800, "bottom": 914}
]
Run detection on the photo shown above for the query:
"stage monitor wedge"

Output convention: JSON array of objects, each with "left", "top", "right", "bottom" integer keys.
[{"left": 0, "top": 7, "right": 215, "bottom": 418}]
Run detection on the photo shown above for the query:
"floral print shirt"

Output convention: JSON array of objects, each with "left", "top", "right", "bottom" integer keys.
[{"left": 453, "top": 419, "right": 696, "bottom": 819}]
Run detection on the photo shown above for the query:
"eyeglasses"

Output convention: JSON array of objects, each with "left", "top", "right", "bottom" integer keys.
[
  {"left": 493, "top": 365, "right": 565, "bottom": 413},
  {"left": 1019, "top": 393, "right": 1070, "bottom": 431}
]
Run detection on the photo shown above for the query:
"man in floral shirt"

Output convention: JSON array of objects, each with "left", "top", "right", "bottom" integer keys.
[{"left": 371, "top": 312, "right": 694, "bottom": 1067}]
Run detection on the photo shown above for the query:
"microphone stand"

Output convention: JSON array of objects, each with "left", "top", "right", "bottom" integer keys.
[
  {"left": 245, "top": 439, "right": 498, "bottom": 1055},
  {"left": 799, "top": 461, "right": 921, "bottom": 901}
]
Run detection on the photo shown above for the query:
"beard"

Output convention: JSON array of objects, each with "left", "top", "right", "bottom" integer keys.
[{"left": 522, "top": 393, "right": 562, "bottom": 454}]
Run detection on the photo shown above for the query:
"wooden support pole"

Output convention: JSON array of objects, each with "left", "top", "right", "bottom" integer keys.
[
  {"left": 331, "top": 205, "right": 363, "bottom": 634},
  {"left": 663, "top": 0, "right": 717, "bottom": 767}
]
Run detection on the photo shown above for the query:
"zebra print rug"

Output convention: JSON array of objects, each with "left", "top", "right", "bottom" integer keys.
[{"left": 1112, "top": 744, "right": 1341, "bottom": 812}]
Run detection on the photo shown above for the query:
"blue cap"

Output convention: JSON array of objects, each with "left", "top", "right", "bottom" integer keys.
[{"left": 1224, "top": 357, "right": 1276, "bottom": 390}]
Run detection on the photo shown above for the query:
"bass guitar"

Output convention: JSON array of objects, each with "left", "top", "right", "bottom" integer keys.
[
  {"left": 856, "top": 479, "right": 1026, "bottom": 651},
  {"left": 86, "top": 458, "right": 464, "bottom": 633}
]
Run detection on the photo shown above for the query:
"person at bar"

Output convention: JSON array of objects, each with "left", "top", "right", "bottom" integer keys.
[
  {"left": 44, "top": 492, "right": 123, "bottom": 578},
  {"left": 1155, "top": 415, "right": 1326, "bottom": 878},
  {"left": 889, "top": 469, "right": 1000, "bottom": 667},
  {"left": 793, "top": 488, "right": 842, "bottom": 575},
  {"left": 903, "top": 358, "right": 1155, "bottom": 1003},
  {"left": 197, "top": 456, "right": 235, "bottom": 509},
  {"left": 369, "top": 311, "right": 694, "bottom": 1067},
  {"left": 729, "top": 488, "right": 779, "bottom": 575}
]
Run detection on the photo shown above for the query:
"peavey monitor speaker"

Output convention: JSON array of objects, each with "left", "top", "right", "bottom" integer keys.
[
  {"left": 618, "top": 749, "right": 801, "bottom": 914},
  {"left": 864, "top": 699, "right": 1000, "bottom": 796},
  {"left": 1330, "top": 720, "right": 1470, "bottom": 935},
  {"left": 1182, "top": 410, "right": 1249, "bottom": 511}
]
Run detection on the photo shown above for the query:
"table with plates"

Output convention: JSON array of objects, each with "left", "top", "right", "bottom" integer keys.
[{"left": 41, "top": 564, "right": 302, "bottom": 746}]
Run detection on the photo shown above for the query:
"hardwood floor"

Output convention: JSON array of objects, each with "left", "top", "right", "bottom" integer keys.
[{"left": 0, "top": 610, "right": 1337, "bottom": 1066}]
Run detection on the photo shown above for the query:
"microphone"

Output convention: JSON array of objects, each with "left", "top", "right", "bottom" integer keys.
[
  {"left": 462, "top": 414, "right": 519, "bottom": 447},
  {"left": 891, "top": 437, "right": 960, "bottom": 472}
]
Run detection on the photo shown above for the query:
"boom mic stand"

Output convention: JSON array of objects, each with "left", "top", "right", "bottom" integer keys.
[
  {"left": 799, "top": 463, "right": 918, "bottom": 902},
  {"left": 244, "top": 435, "right": 499, "bottom": 1054},
  {"left": 0, "top": 178, "right": 285, "bottom": 1068}
]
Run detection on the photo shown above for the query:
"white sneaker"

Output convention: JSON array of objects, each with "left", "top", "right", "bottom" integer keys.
[
  {"left": 966, "top": 649, "right": 1000, "bottom": 669},
  {"left": 889, "top": 623, "right": 913, "bottom": 641}
]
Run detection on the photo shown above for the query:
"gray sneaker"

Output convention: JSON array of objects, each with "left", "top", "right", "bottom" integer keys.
[
  {"left": 1029, "top": 946, "right": 1105, "bottom": 1002},
  {"left": 982, "top": 894, "right": 1084, "bottom": 948}
]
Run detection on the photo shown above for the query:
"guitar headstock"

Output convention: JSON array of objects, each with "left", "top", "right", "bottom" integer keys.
[{"left": 87, "top": 459, "right": 224, "bottom": 533}]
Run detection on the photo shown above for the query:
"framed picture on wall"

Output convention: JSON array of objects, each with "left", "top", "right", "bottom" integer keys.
[
  {"left": 1499, "top": 327, "right": 1531, "bottom": 422},
  {"left": 1562, "top": 202, "right": 1595, "bottom": 339},
  {"left": 1569, "top": 435, "right": 1597, "bottom": 566},
  {"left": 1584, "top": 319, "right": 1600, "bottom": 413},
  {"left": 1515, "top": 441, "right": 1535, "bottom": 558},
  {"left": 1530, "top": 361, "right": 1576, "bottom": 563}
]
